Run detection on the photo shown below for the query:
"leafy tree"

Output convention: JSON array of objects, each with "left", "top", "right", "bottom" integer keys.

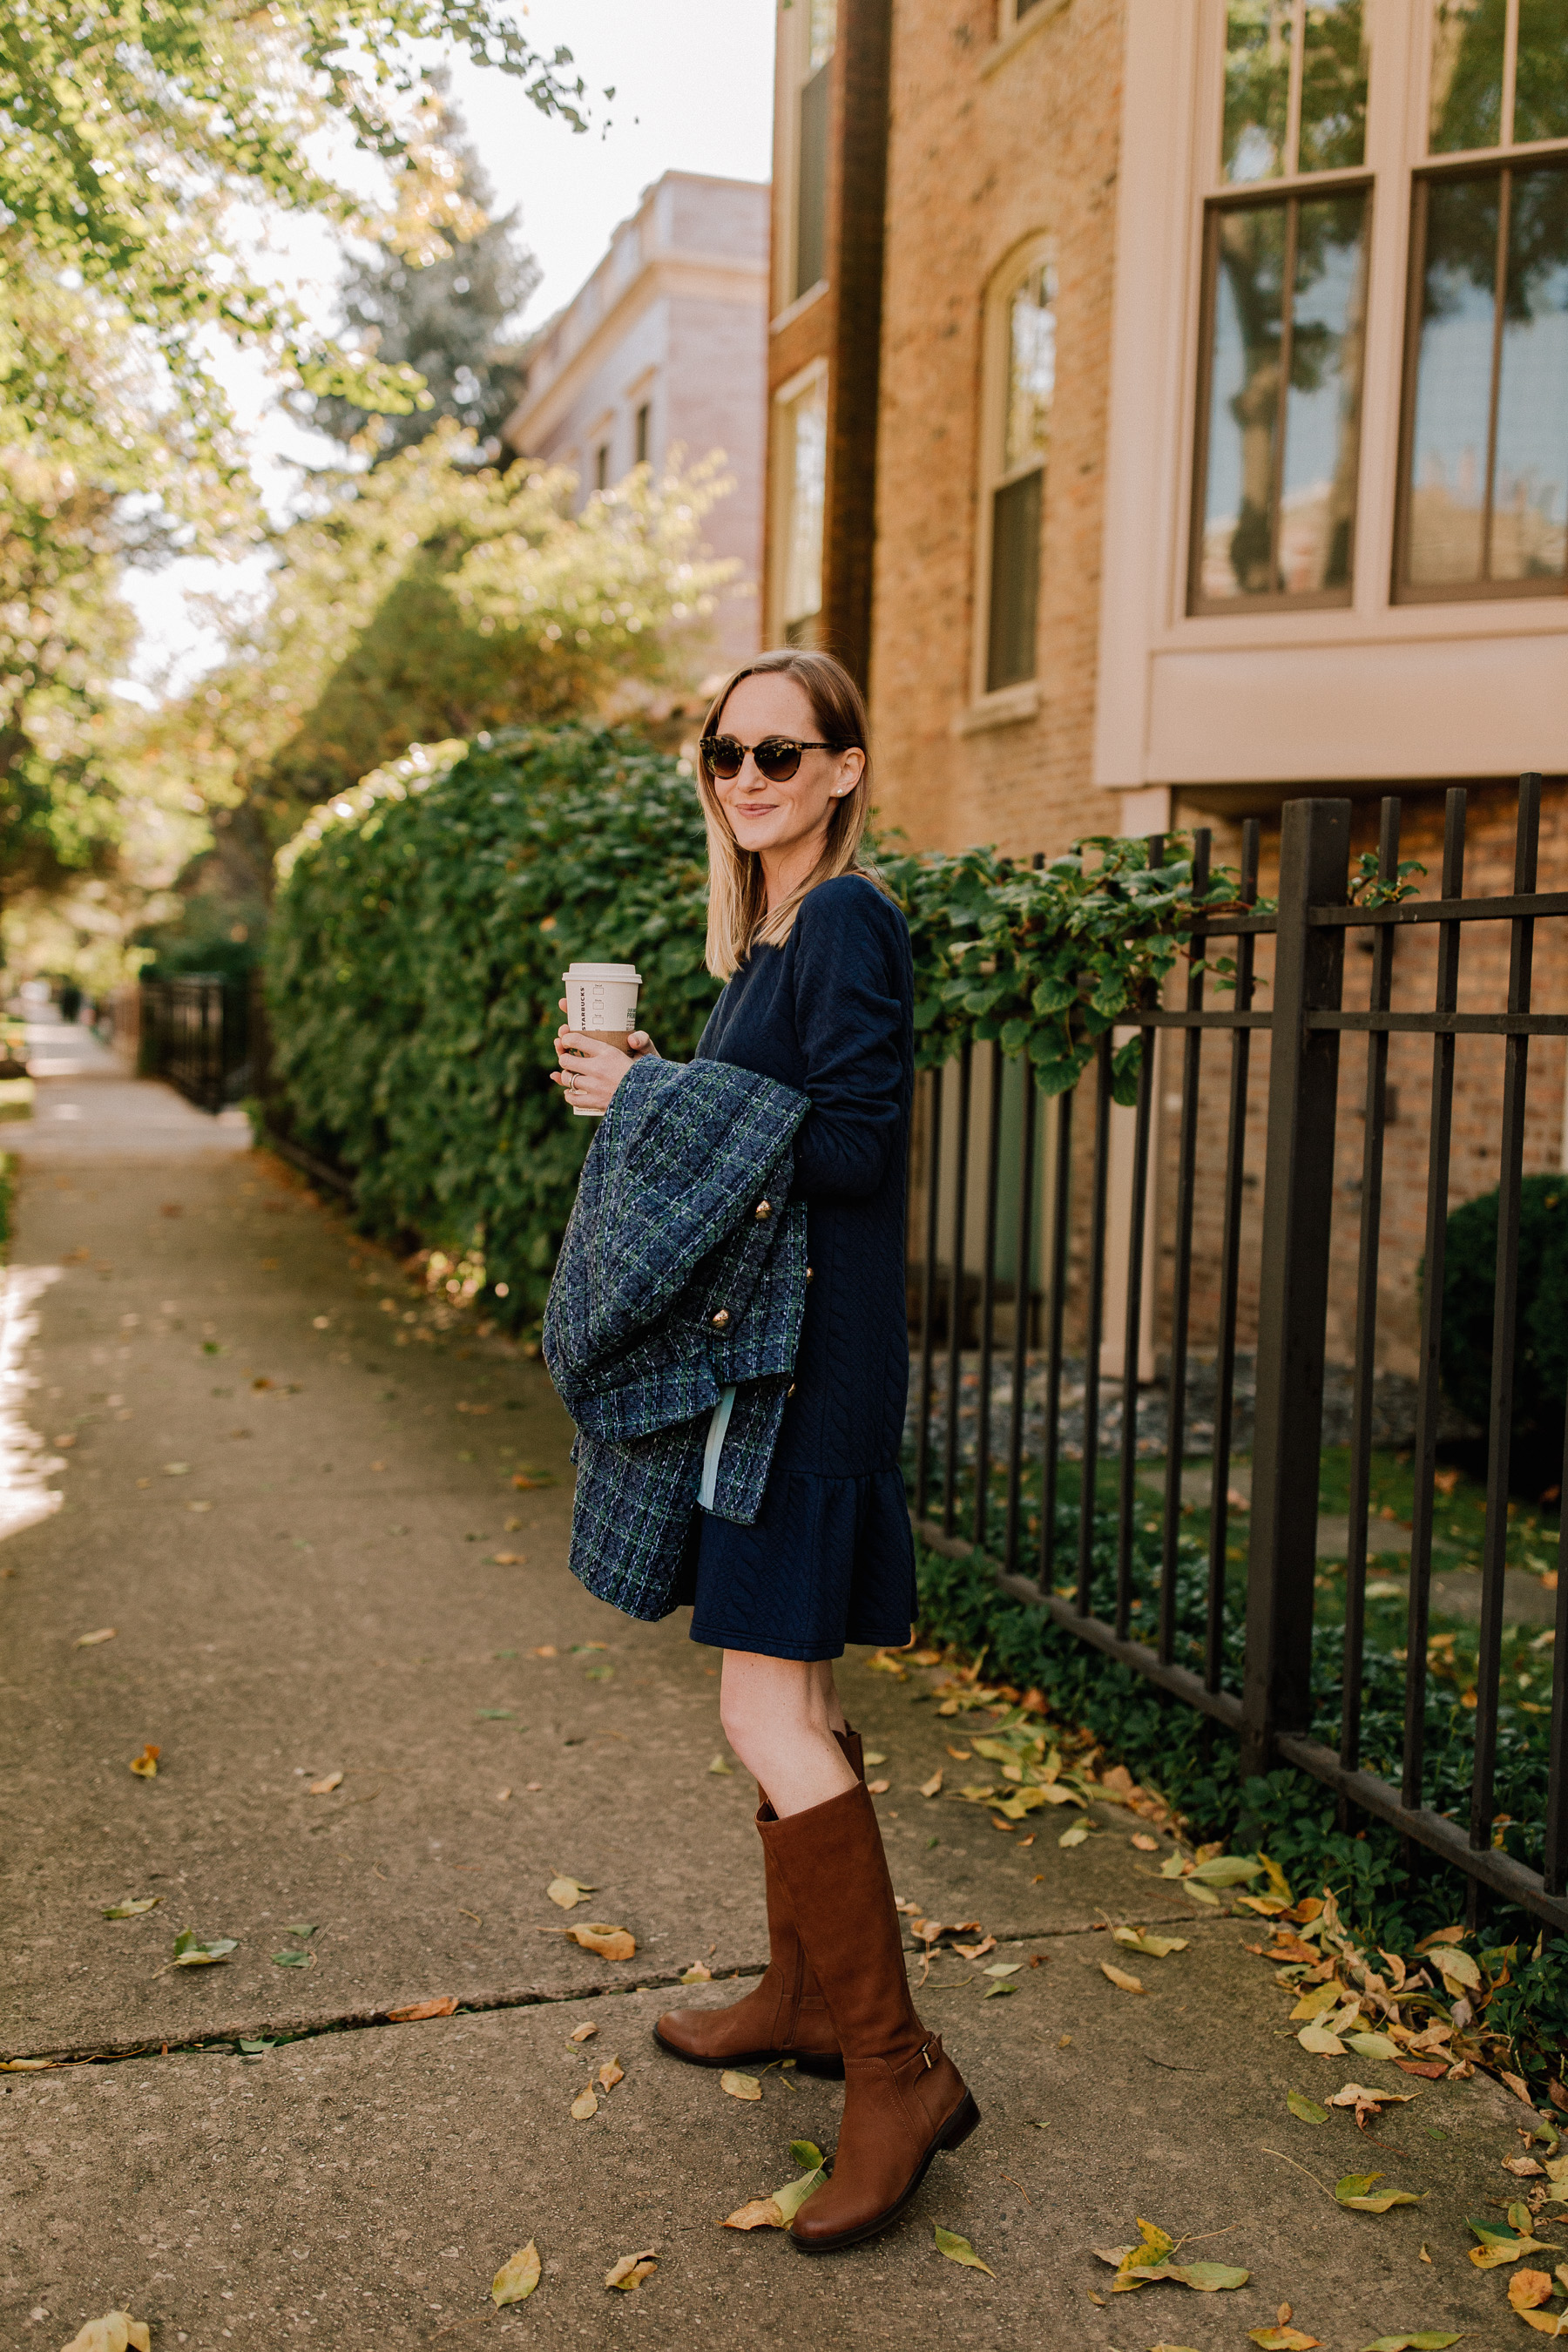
[
  {"left": 308, "top": 78, "right": 540, "bottom": 463},
  {"left": 145, "top": 426, "right": 738, "bottom": 873},
  {"left": 0, "top": 0, "right": 593, "bottom": 456}
]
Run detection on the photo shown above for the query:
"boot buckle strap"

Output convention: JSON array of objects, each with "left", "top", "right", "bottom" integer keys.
[{"left": 919, "top": 2038, "right": 936, "bottom": 2071}]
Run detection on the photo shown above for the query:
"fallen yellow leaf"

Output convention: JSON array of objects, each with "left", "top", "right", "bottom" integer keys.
[
  {"left": 721, "top": 2197, "right": 785, "bottom": 2230},
  {"left": 569, "top": 1923, "right": 636, "bottom": 1961},
  {"left": 491, "top": 2241, "right": 541, "bottom": 2307},
  {"left": 128, "top": 1745, "right": 159, "bottom": 1778},
  {"left": 708, "top": 1754, "right": 733, "bottom": 1775},
  {"left": 680, "top": 1963, "right": 713, "bottom": 1984},
  {"left": 1101, "top": 1962, "right": 1146, "bottom": 1994},
  {"left": 547, "top": 1876, "right": 596, "bottom": 1909},
  {"left": 388, "top": 1996, "right": 457, "bottom": 2021},
  {"left": 605, "top": 2249, "right": 658, "bottom": 2290},
  {"left": 598, "top": 2058, "right": 625, "bottom": 2091},
  {"left": 934, "top": 2224, "right": 995, "bottom": 2274},
  {"left": 308, "top": 1770, "right": 343, "bottom": 1795},
  {"left": 921, "top": 1770, "right": 943, "bottom": 1798},
  {"left": 75, "top": 1627, "right": 117, "bottom": 1647},
  {"left": 569, "top": 2021, "right": 598, "bottom": 2044},
  {"left": 722, "top": 2070, "right": 763, "bottom": 2101},
  {"left": 571, "top": 2086, "right": 598, "bottom": 2120},
  {"left": 59, "top": 2315, "right": 151, "bottom": 2352},
  {"left": 1511, "top": 2270, "right": 1558, "bottom": 2313},
  {"left": 1132, "top": 1832, "right": 1159, "bottom": 1850}
]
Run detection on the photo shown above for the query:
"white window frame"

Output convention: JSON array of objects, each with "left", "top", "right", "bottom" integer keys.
[
  {"left": 772, "top": 0, "right": 835, "bottom": 318},
  {"left": 970, "top": 236, "right": 1056, "bottom": 708}
]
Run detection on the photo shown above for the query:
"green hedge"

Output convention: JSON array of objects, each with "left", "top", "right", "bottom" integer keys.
[{"left": 265, "top": 726, "right": 722, "bottom": 1318}]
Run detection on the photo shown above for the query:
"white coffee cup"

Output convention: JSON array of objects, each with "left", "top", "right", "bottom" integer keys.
[{"left": 561, "top": 963, "right": 641, "bottom": 1118}]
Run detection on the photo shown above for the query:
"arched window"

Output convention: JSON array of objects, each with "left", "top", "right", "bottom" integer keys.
[{"left": 978, "top": 247, "right": 1056, "bottom": 694}]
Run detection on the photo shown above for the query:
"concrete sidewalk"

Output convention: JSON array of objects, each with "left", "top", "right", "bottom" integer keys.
[{"left": 0, "top": 1077, "right": 1541, "bottom": 2349}]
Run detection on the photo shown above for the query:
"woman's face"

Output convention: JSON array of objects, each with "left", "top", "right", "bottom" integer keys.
[{"left": 708, "top": 672, "right": 864, "bottom": 863}]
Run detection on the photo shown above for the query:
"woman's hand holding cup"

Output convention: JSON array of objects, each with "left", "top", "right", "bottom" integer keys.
[{"left": 552, "top": 999, "right": 659, "bottom": 1117}]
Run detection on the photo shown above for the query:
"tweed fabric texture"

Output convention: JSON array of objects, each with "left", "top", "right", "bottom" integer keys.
[{"left": 544, "top": 1055, "right": 811, "bottom": 1620}]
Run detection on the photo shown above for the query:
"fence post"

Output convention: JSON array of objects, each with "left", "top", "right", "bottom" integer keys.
[{"left": 1240, "top": 795, "right": 1350, "bottom": 1779}]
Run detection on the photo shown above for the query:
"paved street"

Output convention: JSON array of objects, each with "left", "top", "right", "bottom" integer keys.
[{"left": 0, "top": 1067, "right": 1538, "bottom": 2349}]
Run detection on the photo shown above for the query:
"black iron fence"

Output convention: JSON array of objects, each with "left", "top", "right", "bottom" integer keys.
[
  {"left": 139, "top": 974, "right": 252, "bottom": 1112},
  {"left": 908, "top": 776, "right": 1568, "bottom": 1933}
]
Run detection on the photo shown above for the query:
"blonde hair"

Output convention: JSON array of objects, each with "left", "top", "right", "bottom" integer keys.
[{"left": 697, "top": 648, "right": 888, "bottom": 978}]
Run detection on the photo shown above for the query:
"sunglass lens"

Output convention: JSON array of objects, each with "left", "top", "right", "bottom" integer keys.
[
  {"left": 754, "top": 739, "right": 803, "bottom": 782},
  {"left": 705, "top": 736, "right": 744, "bottom": 779}
]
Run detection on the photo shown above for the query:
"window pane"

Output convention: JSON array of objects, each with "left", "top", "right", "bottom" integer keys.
[
  {"left": 808, "top": 0, "right": 836, "bottom": 71},
  {"left": 1429, "top": 0, "right": 1505, "bottom": 154},
  {"left": 1491, "top": 165, "right": 1568, "bottom": 580},
  {"left": 1200, "top": 204, "right": 1288, "bottom": 598},
  {"left": 796, "top": 64, "right": 830, "bottom": 298},
  {"left": 1223, "top": 0, "right": 1292, "bottom": 184},
  {"left": 1512, "top": 0, "right": 1568, "bottom": 145},
  {"left": 1299, "top": 0, "right": 1369, "bottom": 172},
  {"left": 1407, "top": 174, "right": 1501, "bottom": 584},
  {"left": 987, "top": 469, "right": 1042, "bottom": 691},
  {"left": 1004, "top": 264, "right": 1057, "bottom": 475},
  {"left": 781, "top": 375, "right": 828, "bottom": 635},
  {"left": 1281, "top": 192, "right": 1368, "bottom": 590}
]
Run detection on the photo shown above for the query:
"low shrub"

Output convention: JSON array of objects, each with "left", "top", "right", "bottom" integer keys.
[
  {"left": 265, "top": 726, "right": 722, "bottom": 1320},
  {"left": 1443, "top": 1172, "right": 1568, "bottom": 1497}
]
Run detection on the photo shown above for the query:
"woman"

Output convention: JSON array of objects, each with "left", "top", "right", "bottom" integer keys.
[{"left": 552, "top": 649, "right": 977, "bottom": 2254}]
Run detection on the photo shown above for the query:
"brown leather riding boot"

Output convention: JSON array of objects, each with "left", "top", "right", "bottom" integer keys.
[
  {"left": 652, "top": 1727, "right": 863, "bottom": 2072},
  {"left": 760, "top": 1780, "right": 980, "bottom": 2253}
]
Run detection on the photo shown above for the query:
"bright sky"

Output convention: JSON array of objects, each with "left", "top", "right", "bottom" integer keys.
[{"left": 118, "top": 0, "right": 775, "bottom": 698}]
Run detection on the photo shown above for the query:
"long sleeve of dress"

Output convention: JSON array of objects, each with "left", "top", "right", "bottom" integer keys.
[{"left": 787, "top": 880, "right": 911, "bottom": 1201}]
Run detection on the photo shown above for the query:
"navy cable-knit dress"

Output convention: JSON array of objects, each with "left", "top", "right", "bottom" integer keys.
[{"left": 678, "top": 872, "right": 918, "bottom": 1661}]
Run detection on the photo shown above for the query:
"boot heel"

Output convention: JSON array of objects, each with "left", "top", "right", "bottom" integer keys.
[{"left": 938, "top": 2090, "right": 982, "bottom": 2152}]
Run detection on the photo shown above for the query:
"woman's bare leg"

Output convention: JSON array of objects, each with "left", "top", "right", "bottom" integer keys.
[
  {"left": 814, "top": 1659, "right": 848, "bottom": 1737},
  {"left": 720, "top": 1651, "right": 856, "bottom": 1817}
]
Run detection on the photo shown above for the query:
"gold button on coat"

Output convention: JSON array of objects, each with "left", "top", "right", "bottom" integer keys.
[
  {"left": 711, "top": 1308, "right": 730, "bottom": 1328},
  {"left": 754, "top": 1200, "right": 772, "bottom": 1220}
]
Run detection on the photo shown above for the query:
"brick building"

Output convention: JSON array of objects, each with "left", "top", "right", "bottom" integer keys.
[
  {"left": 767, "top": 0, "right": 1568, "bottom": 1386},
  {"left": 502, "top": 172, "right": 769, "bottom": 669}
]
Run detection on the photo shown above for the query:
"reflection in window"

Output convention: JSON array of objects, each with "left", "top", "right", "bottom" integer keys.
[
  {"left": 1514, "top": 0, "right": 1568, "bottom": 145},
  {"left": 1194, "top": 191, "right": 1369, "bottom": 604},
  {"left": 1223, "top": 0, "right": 1367, "bottom": 183},
  {"left": 1402, "top": 164, "right": 1568, "bottom": 591},
  {"left": 794, "top": 0, "right": 836, "bottom": 300},
  {"left": 986, "top": 261, "right": 1055, "bottom": 691},
  {"left": 1431, "top": 0, "right": 1568, "bottom": 152},
  {"left": 778, "top": 372, "right": 828, "bottom": 646}
]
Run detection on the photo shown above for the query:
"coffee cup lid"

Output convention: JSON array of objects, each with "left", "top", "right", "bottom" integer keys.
[{"left": 563, "top": 963, "right": 640, "bottom": 982}]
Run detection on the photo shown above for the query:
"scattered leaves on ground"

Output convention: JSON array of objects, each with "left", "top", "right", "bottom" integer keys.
[
  {"left": 308, "top": 1770, "right": 342, "bottom": 1794},
  {"left": 1287, "top": 2091, "right": 1329, "bottom": 2124},
  {"left": 388, "top": 1996, "right": 457, "bottom": 2021},
  {"left": 1328, "top": 2083, "right": 1419, "bottom": 2128},
  {"left": 867, "top": 1779, "right": 891, "bottom": 1795},
  {"left": 569, "top": 2022, "right": 598, "bottom": 2044},
  {"left": 491, "top": 2242, "right": 541, "bottom": 2307},
  {"left": 1359, "top": 2335, "right": 1462, "bottom": 2349},
  {"left": 1335, "top": 2172, "right": 1424, "bottom": 2213},
  {"left": 721, "top": 2196, "right": 786, "bottom": 2231},
  {"left": 605, "top": 2249, "right": 658, "bottom": 2290},
  {"left": 921, "top": 1770, "right": 943, "bottom": 1798},
  {"left": 570, "top": 2085, "right": 598, "bottom": 2120},
  {"left": 170, "top": 1929, "right": 236, "bottom": 1967},
  {"left": 1094, "top": 2217, "right": 1249, "bottom": 2293},
  {"left": 598, "top": 2058, "right": 624, "bottom": 2092},
  {"left": 1249, "top": 2323, "right": 1321, "bottom": 2349},
  {"left": 547, "top": 1876, "right": 596, "bottom": 1910},
  {"left": 1113, "top": 1928, "right": 1188, "bottom": 1958},
  {"left": 680, "top": 1963, "right": 713, "bottom": 1984},
  {"left": 707, "top": 1754, "right": 733, "bottom": 1775},
  {"left": 720, "top": 2144, "right": 828, "bottom": 2231},
  {"left": 1468, "top": 2209, "right": 1564, "bottom": 2267},
  {"left": 1059, "top": 1821, "right": 1090, "bottom": 1848},
  {"left": 721, "top": 2071, "right": 763, "bottom": 2102},
  {"left": 1510, "top": 2270, "right": 1557, "bottom": 2313},
  {"left": 128, "top": 1745, "right": 159, "bottom": 1778},
  {"left": 934, "top": 2225, "right": 994, "bottom": 2275},
  {"left": 74, "top": 1627, "right": 117, "bottom": 1647},
  {"left": 1101, "top": 1962, "right": 1146, "bottom": 1994},
  {"left": 272, "top": 1947, "right": 314, "bottom": 1968},
  {"left": 1132, "top": 1832, "right": 1160, "bottom": 1850},
  {"left": 101, "top": 1896, "right": 159, "bottom": 1920}
]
